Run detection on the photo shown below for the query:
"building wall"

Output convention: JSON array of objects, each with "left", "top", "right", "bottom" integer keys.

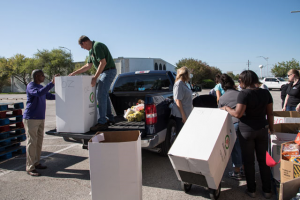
[
  {"left": 115, "top": 57, "right": 176, "bottom": 73},
  {"left": 128, "top": 58, "right": 153, "bottom": 72}
]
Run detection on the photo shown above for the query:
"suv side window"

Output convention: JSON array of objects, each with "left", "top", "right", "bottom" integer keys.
[
  {"left": 265, "top": 78, "right": 270, "bottom": 81},
  {"left": 113, "top": 74, "right": 172, "bottom": 91}
]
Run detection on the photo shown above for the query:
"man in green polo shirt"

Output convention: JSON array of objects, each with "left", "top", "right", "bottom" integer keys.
[{"left": 69, "top": 35, "right": 116, "bottom": 131}]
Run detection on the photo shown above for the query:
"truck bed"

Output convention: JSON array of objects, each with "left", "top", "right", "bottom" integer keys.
[{"left": 46, "top": 116, "right": 145, "bottom": 139}]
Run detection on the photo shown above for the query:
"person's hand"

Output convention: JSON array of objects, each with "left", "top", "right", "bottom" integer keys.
[
  {"left": 182, "top": 115, "right": 187, "bottom": 124},
  {"left": 282, "top": 107, "right": 286, "bottom": 111},
  {"left": 296, "top": 104, "right": 300, "bottom": 113},
  {"left": 269, "top": 129, "right": 275, "bottom": 135},
  {"left": 52, "top": 74, "right": 60, "bottom": 84},
  {"left": 91, "top": 77, "right": 97, "bottom": 87},
  {"left": 68, "top": 72, "right": 76, "bottom": 76}
]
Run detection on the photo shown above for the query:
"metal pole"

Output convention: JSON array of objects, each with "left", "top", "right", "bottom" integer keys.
[{"left": 246, "top": 60, "right": 251, "bottom": 70}]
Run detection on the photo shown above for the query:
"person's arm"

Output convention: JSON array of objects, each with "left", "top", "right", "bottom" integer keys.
[
  {"left": 282, "top": 94, "right": 289, "bottom": 111},
  {"left": 221, "top": 103, "right": 246, "bottom": 118},
  {"left": 266, "top": 103, "right": 274, "bottom": 134},
  {"left": 69, "top": 63, "right": 93, "bottom": 76},
  {"left": 216, "top": 90, "right": 221, "bottom": 104},
  {"left": 27, "top": 82, "right": 54, "bottom": 97},
  {"left": 46, "top": 92, "right": 55, "bottom": 100},
  {"left": 175, "top": 99, "right": 187, "bottom": 123},
  {"left": 91, "top": 58, "right": 107, "bottom": 87},
  {"left": 46, "top": 74, "right": 59, "bottom": 100},
  {"left": 27, "top": 74, "right": 59, "bottom": 97}
]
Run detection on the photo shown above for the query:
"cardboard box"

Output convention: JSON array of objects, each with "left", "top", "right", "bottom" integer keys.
[
  {"left": 55, "top": 76, "right": 97, "bottom": 133},
  {"left": 279, "top": 177, "right": 300, "bottom": 200},
  {"left": 271, "top": 124, "right": 299, "bottom": 181},
  {"left": 280, "top": 141, "right": 300, "bottom": 183},
  {"left": 274, "top": 111, "right": 300, "bottom": 124},
  {"left": 168, "top": 108, "right": 236, "bottom": 189},
  {"left": 88, "top": 131, "right": 142, "bottom": 200}
]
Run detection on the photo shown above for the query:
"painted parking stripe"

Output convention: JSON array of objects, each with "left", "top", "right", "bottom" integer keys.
[{"left": 43, "top": 137, "right": 64, "bottom": 139}]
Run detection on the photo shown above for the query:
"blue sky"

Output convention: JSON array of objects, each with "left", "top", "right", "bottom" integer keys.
[{"left": 0, "top": 0, "right": 299, "bottom": 76}]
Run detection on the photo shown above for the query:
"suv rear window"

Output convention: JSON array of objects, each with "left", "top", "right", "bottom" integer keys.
[{"left": 113, "top": 74, "right": 172, "bottom": 92}]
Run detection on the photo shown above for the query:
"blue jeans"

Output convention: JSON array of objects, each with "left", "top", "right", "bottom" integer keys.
[
  {"left": 286, "top": 105, "right": 296, "bottom": 111},
  {"left": 231, "top": 122, "right": 243, "bottom": 168},
  {"left": 97, "top": 68, "right": 117, "bottom": 124}
]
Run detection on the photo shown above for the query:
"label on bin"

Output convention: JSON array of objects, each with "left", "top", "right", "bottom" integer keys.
[
  {"left": 90, "top": 92, "right": 95, "bottom": 103},
  {"left": 225, "top": 135, "right": 230, "bottom": 149},
  {"left": 294, "top": 165, "right": 300, "bottom": 178}
]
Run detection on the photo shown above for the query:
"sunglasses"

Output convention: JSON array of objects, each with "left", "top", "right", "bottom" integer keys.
[{"left": 238, "top": 80, "right": 241, "bottom": 83}]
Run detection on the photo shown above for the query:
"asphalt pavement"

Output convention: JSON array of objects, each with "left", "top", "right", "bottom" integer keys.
[{"left": 0, "top": 89, "right": 282, "bottom": 200}]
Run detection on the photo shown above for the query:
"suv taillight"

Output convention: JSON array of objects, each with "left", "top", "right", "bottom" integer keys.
[{"left": 145, "top": 104, "right": 157, "bottom": 125}]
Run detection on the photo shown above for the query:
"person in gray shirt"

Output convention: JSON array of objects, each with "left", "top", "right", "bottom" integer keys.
[
  {"left": 171, "top": 66, "right": 193, "bottom": 133},
  {"left": 218, "top": 74, "right": 244, "bottom": 180}
]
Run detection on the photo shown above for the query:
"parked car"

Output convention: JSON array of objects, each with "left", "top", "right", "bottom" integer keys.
[
  {"left": 260, "top": 77, "right": 288, "bottom": 90},
  {"left": 46, "top": 70, "right": 201, "bottom": 156}
]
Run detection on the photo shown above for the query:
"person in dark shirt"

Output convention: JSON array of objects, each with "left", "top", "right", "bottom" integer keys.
[
  {"left": 24, "top": 70, "right": 59, "bottom": 176},
  {"left": 283, "top": 69, "right": 300, "bottom": 111},
  {"left": 221, "top": 70, "right": 274, "bottom": 199},
  {"left": 218, "top": 74, "right": 244, "bottom": 180},
  {"left": 281, "top": 82, "right": 290, "bottom": 108}
]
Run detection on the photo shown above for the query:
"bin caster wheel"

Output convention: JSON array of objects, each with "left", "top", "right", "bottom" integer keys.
[
  {"left": 181, "top": 182, "right": 192, "bottom": 193},
  {"left": 209, "top": 183, "right": 221, "bottom": 200}
]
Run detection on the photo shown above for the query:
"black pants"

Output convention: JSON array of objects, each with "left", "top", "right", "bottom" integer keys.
[
  {"left": 174, "top": 116, "right": 184, "bottom": 133},
  {"left": 237, "top": 128, "right": 271, "bottom": 193}
]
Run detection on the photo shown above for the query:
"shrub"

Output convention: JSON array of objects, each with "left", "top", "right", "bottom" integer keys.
[{"left": 202, "top": 79, "right": 215, "bottom": 89}]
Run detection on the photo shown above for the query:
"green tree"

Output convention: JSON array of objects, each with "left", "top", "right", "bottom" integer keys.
[
  {"left": 34, "top": 48, "right": 72, "bottom": 81},
  {"left": 271, "top": 58, "right": 300, "bottom": 77},
  {"left": 0, "top": 57, "right": 11, "bottom": 92},
  {"left": 0, "top": 54, "right": 36, "bottom": 87},
  {"left": 175, "top": 58, "right": 221, "bottom": 85},
  {"left": 227, "top": 72, "right": 235, "bottom": 80},
  {"left": 209, "top": 66, "right": 222, "bottom": 80},
  {"left": 73, "top": 56, "right": 96, "bottom": 75},
  {"left": 234, "top": 74, "right": 240, "bottom": 80}
]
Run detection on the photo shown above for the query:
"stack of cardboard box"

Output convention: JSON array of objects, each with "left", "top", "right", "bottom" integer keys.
[{"left": 270, "top": 111, "right": 300, "bottom": 200}]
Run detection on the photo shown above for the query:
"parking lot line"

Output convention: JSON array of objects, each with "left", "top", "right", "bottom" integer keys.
[{"left": 43, "top": 137, "right": 64, "bottom": 139}]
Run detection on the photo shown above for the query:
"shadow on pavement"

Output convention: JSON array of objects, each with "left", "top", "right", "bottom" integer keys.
[
  {"left": 141, "top": 149, "right": 275, "bottom": 199},
  {"left": 0, "top": 151, "right": 90, "bottom": 180}
]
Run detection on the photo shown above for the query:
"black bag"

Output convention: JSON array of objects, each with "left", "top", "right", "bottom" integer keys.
[{"left": 193, "top": 95, "right": 218, "bottom": 108}]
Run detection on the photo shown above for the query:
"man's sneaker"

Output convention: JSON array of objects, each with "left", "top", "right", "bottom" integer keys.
[
  {"left": 106, "top": 120, "right": 115, "bottom": 126},
  {"left": 245, "top": 190, "right": 256, "bottom": 198},
  {"left": 263, "top": 192, "right": 272, "bottom": 199},
  {"left": 90, "top": 123, "right": 108, "bottom": 131},
  {"left": 228, "top": 171, "right": 242, "bottom": 180}
]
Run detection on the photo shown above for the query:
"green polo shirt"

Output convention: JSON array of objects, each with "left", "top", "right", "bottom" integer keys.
[{"left": 88, "top": 41, "right": 115, "bottom": 71}]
